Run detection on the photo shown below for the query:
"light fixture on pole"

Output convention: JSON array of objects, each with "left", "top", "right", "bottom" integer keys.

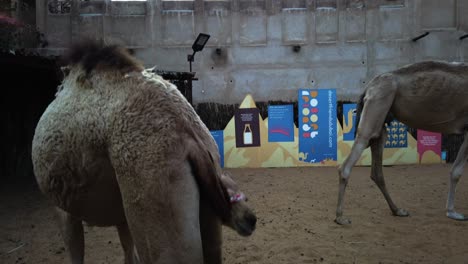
[{"left": 187, "top": 33, "right": 210, "bottom": 72}]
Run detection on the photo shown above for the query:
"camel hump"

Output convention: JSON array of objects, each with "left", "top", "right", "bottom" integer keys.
[
  {"left": 186, "top": 137, "right": 232, "bottom": 222},
  {"left": 62, "top": 39, "right": 144, "bottom": 76}
]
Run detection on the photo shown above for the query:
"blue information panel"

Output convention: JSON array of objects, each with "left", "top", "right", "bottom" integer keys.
[
  {"left": 210, "top": 130, "right": 224, "bottom": 168},
  {"left": 385, "top": 120, "right": 407, "bottom": 148},
  {"left": 298, "top": 89, "right": 337, "bottom": 163},
  {"left": 342, "top": 103, "right": 357, "bottom": 141},
  {"left": 268, "top": 104, "right": 294, "bottom": 142}
]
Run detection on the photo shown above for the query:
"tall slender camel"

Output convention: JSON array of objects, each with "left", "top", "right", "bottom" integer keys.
[
  {"left": 32, "top": 40, "right": 256, "bottom": 263},
  {"left": 336, "top": 61, "right": 468, "bottom": 225}
]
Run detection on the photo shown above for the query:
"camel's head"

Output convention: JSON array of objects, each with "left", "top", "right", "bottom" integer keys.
[{"left": 220, "top": 171, "right": 257, "bottom": 237}]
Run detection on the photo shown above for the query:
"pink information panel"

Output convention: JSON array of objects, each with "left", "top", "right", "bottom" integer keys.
[{"left": 417, "top": 130, "right": 442, "bottom": 163}]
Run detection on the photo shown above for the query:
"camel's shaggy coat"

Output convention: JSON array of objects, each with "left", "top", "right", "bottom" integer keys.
[
  {"left": 32, "top": 41, "right": 256, "bottom": 263},
  {"left": 336, "top": 61, "right": 468, "bottom": 225}
]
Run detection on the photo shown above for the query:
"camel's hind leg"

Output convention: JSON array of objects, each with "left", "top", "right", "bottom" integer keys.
[
  {"left": 55, "top": 207, "right": 84, "bottom": 264},
  {"left": 446, "top": 131, "right": 468, "bottom": 221},
  {"left": 199, "top": 197, "right": 223, "bottom": 264},
  {"left": 370, "top": 129, "right": 409, "bottom": 217},
  {"left": 117, "top": 223, "right": 140, "bottom": 264},
  {"left": 115, "top": 160, "right": 203, "bottom": 263}
]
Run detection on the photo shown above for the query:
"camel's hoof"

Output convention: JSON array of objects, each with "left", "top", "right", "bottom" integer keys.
[
  {"left": 447, "top": 211, "right": 468, "bottom": 221},
  {"left": 394, "top": 208, "right": 409, "bottom": 217},
  {"left": 335, "top": 216, "right": 352, "bottom": 225}
]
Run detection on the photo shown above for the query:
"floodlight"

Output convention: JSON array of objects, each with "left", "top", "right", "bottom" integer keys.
[
  {"left": 192, "top": 33, "right": 210, "bottom": 52},
  {"left": 188, "top": 33, "right": 210, "bottom": 72}
]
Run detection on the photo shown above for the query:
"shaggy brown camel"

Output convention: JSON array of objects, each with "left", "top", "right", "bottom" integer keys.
[
  {"left": 336, "top": 61, "right": 468, "bottom": 225},
  {"left": 31, "top": 41, "right": 256, "bottom": 263}
]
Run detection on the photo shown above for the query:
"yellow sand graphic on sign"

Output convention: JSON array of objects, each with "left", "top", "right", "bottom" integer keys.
[{"left": 420, "top": 150, "right": 442, "bottom": 164}]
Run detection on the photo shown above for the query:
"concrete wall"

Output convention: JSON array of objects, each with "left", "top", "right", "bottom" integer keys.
[{"left": 36, "top": 0, "right": 468, "bottom": 103}]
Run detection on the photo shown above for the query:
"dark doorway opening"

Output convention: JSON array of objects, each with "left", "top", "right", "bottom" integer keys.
[{"left": 0, "top": 51, "right": 60, "bottom": 188}]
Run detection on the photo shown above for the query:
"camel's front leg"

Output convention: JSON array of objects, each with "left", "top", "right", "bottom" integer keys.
[
  {"left": 55, "top": 207, "right": 84, "bottom": 264},
  {"left": 336, "top": 140, "right": 368, "bottom": 225},
  {"left": 117, "top": 223, "right": 140, "bottom": 264},
  {"left": 447, "top": 131, "right": 468, "bottom": 221},
  {"left": 370, "top": 129, "right": 408, "bottom": 217},
  {"left": 336, "top": 92, "right": 395, "bottom": 225},
  {"left": 200, "top": 196, "right": 223, "bottom": 264}
]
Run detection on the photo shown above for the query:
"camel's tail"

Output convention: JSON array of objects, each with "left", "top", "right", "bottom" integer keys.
[{"left": 186, "top": 136, "right": 232, "bottom": 222}]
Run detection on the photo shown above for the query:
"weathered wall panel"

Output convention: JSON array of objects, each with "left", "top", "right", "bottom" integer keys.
[
  {"left": 161, "top": 10, "right": 195, "bottom": 46},
  {"left": 459, "top": 0, "right": 468, "bottom": 31},
  {"left": 344, "top": 7, "right": 366, "bottom": 42},
  {"left": 239, "top": 0, "right": 267, "bottom": 46},
  {"left": 420, "top": 0, "right": 456, "bottom": 30},
  {"left": 281, "top": 8, "right": 308, "bottom": 44},
  {"left": 45, "top": 15, "right": 71, "bottom": 47},
  {"left": 109, "top": 16, "right": 148, "bottom": 47},
  {"left": 36, "top": 0, "right": 467, "bottom": 104},
  {"left": 204, "top": 0, "right": 232, "bottom": 46},
  {"left": 315, "top": 7, "right": 338, "bottom": 43},
  {"left": 75, "top": 15, "right": 103, "bottom": 41},
  {"left": 377, "top": 6, "right": 408, "bottom": 40}
]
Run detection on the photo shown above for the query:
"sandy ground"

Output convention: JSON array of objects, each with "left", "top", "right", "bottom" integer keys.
[{"left": 1, "top": 164, "right": 468, "bottom": 264}]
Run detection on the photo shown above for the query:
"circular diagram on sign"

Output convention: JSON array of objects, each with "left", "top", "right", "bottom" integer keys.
[
  {"left": 310, "top": 99, "right": 318, "bottom": 107},
  {"left": 310, "top": 114, "right": 318, "bottom": 122}
]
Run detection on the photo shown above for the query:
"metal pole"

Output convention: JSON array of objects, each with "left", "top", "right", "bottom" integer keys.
[{"left": 187, "top": 51, "right": 196, "bottom": 72}]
